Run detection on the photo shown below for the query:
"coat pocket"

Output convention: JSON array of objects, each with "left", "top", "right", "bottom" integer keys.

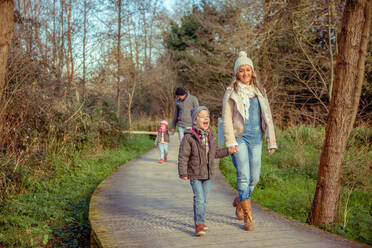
[{"left": 188, "top": 159, "right": 201, "bottom": 176}]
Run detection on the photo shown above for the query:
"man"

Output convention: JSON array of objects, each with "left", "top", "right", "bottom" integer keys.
[{"left": 171, "top": 87, "right": 199, "bottom": 142}]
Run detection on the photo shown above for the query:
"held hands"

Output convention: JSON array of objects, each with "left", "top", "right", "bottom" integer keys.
[
  {"left": 228, "top": 145, "right": 238, "bottom": 154},
  {"left": 180, "top": 176, "right": 189, "bottom": 180},
  {"left": 171, "top": 128, "right": 175, "bottom": 135},
  {"left": 227, "top": 146, "right": 275, "bottom": 155},
  {"left": 269, "top": 148, "right": 276, "bottom": 155}
]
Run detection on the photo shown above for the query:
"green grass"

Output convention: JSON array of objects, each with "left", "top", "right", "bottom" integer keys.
[
  {"left": 0, "top": 135, "right": 154, "bottom": 247},
  {"left": 220, "top": 125, "right": 371, "bottom": 245}
]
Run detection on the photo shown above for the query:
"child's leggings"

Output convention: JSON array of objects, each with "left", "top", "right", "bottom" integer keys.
[{"left": 158, "top": 143, "right": 168, "bottom": 159}]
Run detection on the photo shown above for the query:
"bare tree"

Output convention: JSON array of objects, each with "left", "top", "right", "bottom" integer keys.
[
  {"left": 116, "top": 0, "right": 122, "bottom": 119},
  {"left": 309, "top": 0, "right": 371, "bottom": 225},
  {"left": 59, "top": 0, "right": 66, "bottom": 83},
  {"left": 120, "top": 0, "right": 165, "bottom": 128},
  {"left": 66, "top": 0, "right": 74, "bottom": 87},
  {"left": 82, "top": 0, "right": 87, "bottom": 97}
]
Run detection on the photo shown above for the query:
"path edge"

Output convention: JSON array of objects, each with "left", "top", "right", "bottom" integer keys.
[{"left": 88, "top": 148, "right": 155, "bottom": 248}]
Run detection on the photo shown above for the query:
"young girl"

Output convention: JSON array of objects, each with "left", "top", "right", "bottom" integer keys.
[
  {"left": 154, "top": 120, "right": 169, "bottom": 163},
  {"left": 178, "top": 106, "right": 231, "bottom": 236}
]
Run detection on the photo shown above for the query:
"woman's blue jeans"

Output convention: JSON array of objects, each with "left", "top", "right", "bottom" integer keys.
[
  {"left": 190, "top": 179, "right": 211, "bottom": 225},
  {"left": 231, "top": 97, "right": 262, "bottom": 201},
  {"left": 158, "top": 143, "right": 168, "bottom": 159}
]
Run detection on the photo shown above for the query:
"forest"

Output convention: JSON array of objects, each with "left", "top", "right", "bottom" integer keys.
[{"left": 0, "top": 0, "right": 371, "bottom": 247}]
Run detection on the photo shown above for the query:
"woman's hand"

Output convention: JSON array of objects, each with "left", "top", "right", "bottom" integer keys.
[
  {"left": 228, "top": 145, "right": 238, "bottom": 154},
  {"left": 269, "top": 148, "right": 276, "bottom": 155},
  {"left": 180, "top": 176, "right": 189, "bottom": 180}
]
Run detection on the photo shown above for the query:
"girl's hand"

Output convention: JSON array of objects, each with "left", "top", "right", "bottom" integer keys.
[
  {"left": 269, "top": 148, "right": 276, "bottom": 155},
  {"left": 228, "top": 145, "right": 238, "bottom": 154},
  {"left": 180, "top": 176, "right": 189, "bottom": 180}
]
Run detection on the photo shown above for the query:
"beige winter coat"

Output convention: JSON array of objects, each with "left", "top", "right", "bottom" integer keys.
[{"left": 222, "top": 84, "right": 277, "bottom": 150}]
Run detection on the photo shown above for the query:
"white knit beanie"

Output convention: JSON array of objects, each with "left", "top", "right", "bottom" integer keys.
[{"left": 234, "top": 51, "right": 255, "bottom": 75}]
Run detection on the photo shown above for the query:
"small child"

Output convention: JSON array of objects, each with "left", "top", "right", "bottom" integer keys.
[
  {"left": 178, "top": 106, "right": 231, "bottom": 236},
  {"left": 155, "top": 120, "right": 169, "bottom": 163}
]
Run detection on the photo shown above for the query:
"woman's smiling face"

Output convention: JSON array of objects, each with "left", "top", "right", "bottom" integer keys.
[
  {"left": 237, "top": 65, "right": 253, "bottom": 85},
  {"left": 195, "top": 110, "right": 210, "bottom": 131}
]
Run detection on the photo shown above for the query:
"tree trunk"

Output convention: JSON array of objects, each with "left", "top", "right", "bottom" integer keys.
[
  {"left": 59, "top": 0, "right": 65, "bottom": 82},
  {"left": 309, "top": 0, "right": 371, "bottom": 225},
  {"left": 327, "top": 0, "right": 336, "bottom": 101},
  {"left": 67, "top": 0, "right": 74, "bottom": 87},
  {"left": 127, "top": 88, "right": 134, "bottom": 132},
  {"left": 116, "top": 0, "right": 122, "bottom": 120},
  {"left": 142, "top": 9, "right": 148, "bottom": 69},
  {"left": 127, "top": 15, "right": 133, "bottom": 61},
  {"left": 148, "top": 5, "right": 156, "bottom": 67},
  {"left": 52, "top": 0, "right": 58, "bottom": 78},
  {"left": 0, "top": 0, "right": 14, "bottom": 100},
  {"left": 34, "top": 2, "right": 44, "bottom": 58},
  {"left": 82, "top": 0, "right": 87, "bottom": 98}
]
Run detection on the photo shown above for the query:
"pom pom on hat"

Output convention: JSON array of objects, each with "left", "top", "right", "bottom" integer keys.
[
  {"left": 234, "top": 51, "right": 255, "bottom": 75},
  {"left": 239, "top": 51, "right": 247, "bottom": 57},
  {"left": 160, "top": 120, "right": 168, "bottom": 127}
]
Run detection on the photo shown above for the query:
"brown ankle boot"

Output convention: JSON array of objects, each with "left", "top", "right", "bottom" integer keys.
[
  {"left": 232, "top": 196, "right": 244, "bottom": 220},
  {"left": 240, "top": 200, "right": 254, "bottom": 231}
]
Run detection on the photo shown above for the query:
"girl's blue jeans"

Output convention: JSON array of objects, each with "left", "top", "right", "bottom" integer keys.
[
  {"left": 158, "top": 143, "right": 168, "bottom": 159},
  {"left": 231, "top": 97, "right": 262, "bottom": 201},
  {"left": 190, "top": 179, "right": 211, "bottom": 225}
]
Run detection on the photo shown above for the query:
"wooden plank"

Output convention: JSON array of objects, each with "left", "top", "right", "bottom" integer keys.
[{"left": 122, "top": 131, "right": 157, "bottom": 135}]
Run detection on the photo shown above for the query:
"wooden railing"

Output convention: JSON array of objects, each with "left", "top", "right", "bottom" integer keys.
[{"left": 122, "top": 130, "right": 157, "bottom": 135}]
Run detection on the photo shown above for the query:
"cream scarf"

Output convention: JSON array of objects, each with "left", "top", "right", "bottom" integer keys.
[{"left": 237, "top": 82, "right": 259, "bottom": 121}]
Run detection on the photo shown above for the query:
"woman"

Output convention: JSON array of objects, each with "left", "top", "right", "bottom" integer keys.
[{"left": 222, "top": 51, "right": 277, "bottom": 231}]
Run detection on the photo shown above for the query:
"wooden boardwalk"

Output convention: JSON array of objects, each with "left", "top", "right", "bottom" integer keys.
[{"left": 89, "top": 135, "right": 369, "bottom": 248}]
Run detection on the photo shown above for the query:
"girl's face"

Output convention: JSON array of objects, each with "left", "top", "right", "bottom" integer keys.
[
  {"left": 160, "top": 124, "right": 166, "bottom": 130},
  {"left": 237, "top": 65, "right": 253, "bottom": 85},
  {"left": 195, "top": 110, "right": 210, "bottom": 131}
]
